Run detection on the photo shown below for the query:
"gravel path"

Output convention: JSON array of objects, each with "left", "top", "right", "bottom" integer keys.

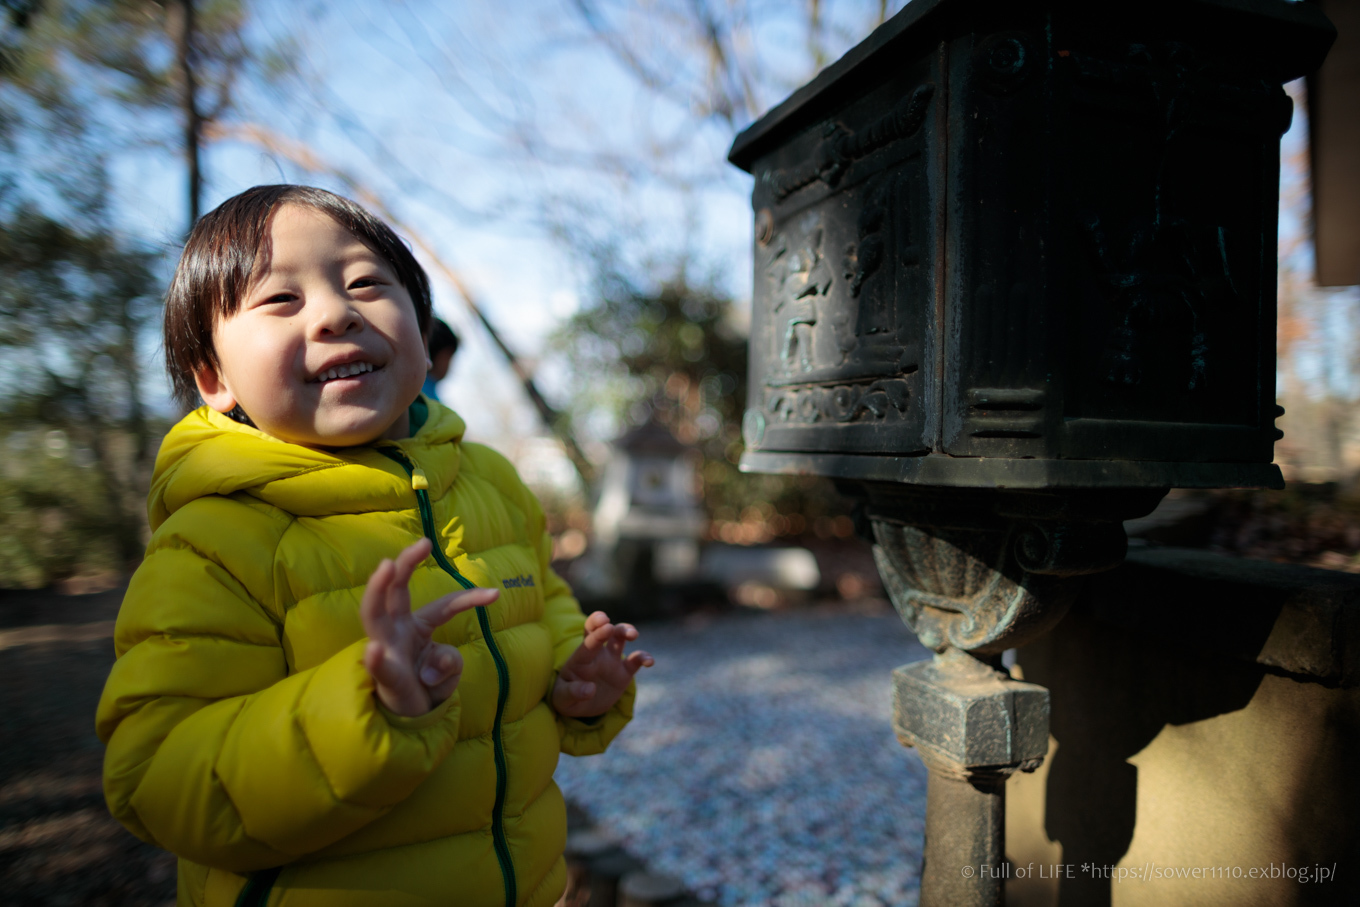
[{"left": 554, "top": 606, "right": 932, "bottom": 907}]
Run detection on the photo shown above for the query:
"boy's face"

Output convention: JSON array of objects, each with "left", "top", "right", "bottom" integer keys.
[{"left": 194, "top": 204, "right": 429, "bottom": 448}]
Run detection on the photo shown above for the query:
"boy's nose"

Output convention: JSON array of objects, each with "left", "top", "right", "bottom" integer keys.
[{"left": 312, "top": 291, "right": 365, "bottom": 336}]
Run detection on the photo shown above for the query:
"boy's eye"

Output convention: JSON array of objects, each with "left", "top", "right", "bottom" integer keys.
[
  {"left": 349, "top": 277, "right": 382, "bottom": 290},
  {"left": 264, "top": 292, "right": 297, "bottom": 304}
]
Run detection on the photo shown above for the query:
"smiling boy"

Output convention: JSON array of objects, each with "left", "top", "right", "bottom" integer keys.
[{"left": 96, "top": 185, "right": 651, "bottom": 907}]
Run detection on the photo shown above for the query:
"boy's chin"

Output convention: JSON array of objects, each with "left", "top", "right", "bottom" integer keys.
[
  {"left": 251, "top": 410, "right": 407, "bottom": 450},
  {"left": 315, "top": 416, "right": 407, "bottom": 449}
]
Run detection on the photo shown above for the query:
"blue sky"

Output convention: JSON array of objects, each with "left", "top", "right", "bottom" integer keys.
[
  {"left": 88, "top": 0, "right": 1348, "bottom": 464},
  {"left": 94, "top": 0, "right": 914, "bottom": 456},
  {"left": 108, "top": 1, "right": 654, "bottom": 443}
]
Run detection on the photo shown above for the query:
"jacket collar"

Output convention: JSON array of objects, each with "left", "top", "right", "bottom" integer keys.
[{"left": 149, "top": 396, "right": 466, "bottom": 529}]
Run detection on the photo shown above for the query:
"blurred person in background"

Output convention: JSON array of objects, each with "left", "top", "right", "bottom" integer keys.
[{"left": 422, "top": 317, "right": 459, "bottom": 402}]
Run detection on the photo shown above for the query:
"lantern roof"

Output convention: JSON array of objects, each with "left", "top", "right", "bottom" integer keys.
[
  {"left": 729, "top": 0, "right": 1335, "bottom": 174},
  {"left": 615, "top": 420, "right": 690, "bottom": 456}
]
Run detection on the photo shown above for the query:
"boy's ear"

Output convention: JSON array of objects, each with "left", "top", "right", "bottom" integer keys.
[{"left": 193, "top": 365, "right": 238, "bottom": 414}]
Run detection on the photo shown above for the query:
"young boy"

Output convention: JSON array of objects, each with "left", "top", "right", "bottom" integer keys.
[{"left": 96, "top": 185, "right": 651, "bottom": 907}]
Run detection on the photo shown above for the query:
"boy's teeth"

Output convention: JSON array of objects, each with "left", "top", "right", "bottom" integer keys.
[{"left": 318, "top": 362, "right": 373, "bottom": 382}]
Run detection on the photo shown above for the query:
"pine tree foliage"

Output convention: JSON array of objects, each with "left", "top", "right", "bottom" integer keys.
[
  {"left": 0, "top": 206, "right": 162, "bottom": 585},
  {"left": 0, "top": 0, "right": 278, "bottom": 585}
]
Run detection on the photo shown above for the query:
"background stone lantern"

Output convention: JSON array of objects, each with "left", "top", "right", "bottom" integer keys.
[
  {"left": 577, "top": 421, "right": 706, "bottom": 602},
  {"left": 727, "top": 0, "right": 1335, "bottom": 904}
]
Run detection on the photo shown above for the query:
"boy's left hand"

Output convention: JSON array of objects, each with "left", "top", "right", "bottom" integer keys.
[{"left": 553, "top": 611, "right": 654, "bottom": 718}]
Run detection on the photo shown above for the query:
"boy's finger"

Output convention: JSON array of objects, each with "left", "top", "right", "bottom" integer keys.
[
  {"left": 584, "top": 611, "right": 610, "bottom": 632},
  {"left": 418, "top": 643, "right": 464, "bottom": 687},
  {"left": 383, "top": 540, "right": 433, "bottom": 620},
  {"left": 414, "top": 587, "right": 499, "bottom": 629},
  {"left": 624, "top": 650, "right": 654, "bottom": 675},
  {"left": 607, "top": 623, "right": 637, "bottom": 657},
  {"left": 363, "top": 639, "right": 402, "bottom": 688},
  {"left": 360, "top": 559, "right": 395, "bottom": 635},
  {"left": 393, "top": 538, "right": 433, "bottom": 583},
  {"left": 581, "top": 619, "right": 617, "bottom": 651},
  {"left": 384, "top": 588, "right": 409, "bottom": 622}
]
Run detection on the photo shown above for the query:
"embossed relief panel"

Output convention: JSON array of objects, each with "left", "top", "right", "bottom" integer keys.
[
  {"left": 745, "top": 53, "right": 942, "bottom": 455},
  {"left": 1051, "top": 24, "right": 1287, "bottom": 461}
]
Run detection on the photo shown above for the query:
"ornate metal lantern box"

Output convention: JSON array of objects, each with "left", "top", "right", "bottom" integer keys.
[
  {"left": 728, "top": 2, "right": 1334, "bottom": 904},
  {"left": 732, "top": 0, "right": 1333, "bottom": 493}
]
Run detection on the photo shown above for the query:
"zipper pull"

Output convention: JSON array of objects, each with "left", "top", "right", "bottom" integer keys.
[{"left": 411, "top": 466, "right": 429, "bottom": 490}]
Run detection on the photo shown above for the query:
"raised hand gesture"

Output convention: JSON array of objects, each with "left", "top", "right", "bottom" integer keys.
[
  {"left": 361, "top": 538, "right": 499, "bottom": 718},
  {"left": 552, "top": 611, "right": 654, "bottom": 719}
]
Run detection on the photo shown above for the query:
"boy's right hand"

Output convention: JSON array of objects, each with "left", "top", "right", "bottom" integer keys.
[{"left": 360, "top": 538, "right": 499, "bottom": 718}]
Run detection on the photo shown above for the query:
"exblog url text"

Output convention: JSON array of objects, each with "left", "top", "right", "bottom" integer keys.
[{"left": 958, "top": 863, "right": 1338, "bottom": 884}]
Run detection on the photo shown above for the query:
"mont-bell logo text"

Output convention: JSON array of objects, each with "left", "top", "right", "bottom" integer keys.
[{"left": 502, "top": 574, "right": 536, "bottom": 589}]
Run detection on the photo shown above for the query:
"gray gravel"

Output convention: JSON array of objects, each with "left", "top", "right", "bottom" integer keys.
[{"left": 554, "top": 606, "right": 932, "bottom": 907}]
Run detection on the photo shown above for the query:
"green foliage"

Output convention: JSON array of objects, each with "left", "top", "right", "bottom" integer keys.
[
  {"left": 0, "top": 1, "right": 111, "bottom": 222},
  {"left": 0, "top": 0, "right": 278, "bottom": 586},
  {"left": 0, "top": 428, "right": 128, "bottom": 587},
  {"left": 0, "top": 2, "right": 42, "bottom": 78},
  {"left": 550, "top": 267, "right": 853, "bottom": 533},
  {"left": 2, "top": 0, "right": 291, "bottom": 231},
  {"left": 0, "top": 206, "right": 164, "bottom": 585},
  {"left": 551, "top": 272, "right": 745, "bottom": 447},
  {"left": 48, "top": 0, "right": 289, "bottom": 131},
  {"left": 5, "top": 0, "right": 278, "bottom": 127},
  {"left": 0, "top": 206, "right": 160, "bottom": 421}
]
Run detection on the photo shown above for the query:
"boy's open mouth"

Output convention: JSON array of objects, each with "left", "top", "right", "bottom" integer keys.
[{"left": 311, "top": 361, "right": 379, "bottom": 383}]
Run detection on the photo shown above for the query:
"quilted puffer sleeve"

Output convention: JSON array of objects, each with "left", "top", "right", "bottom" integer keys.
[
  {"left": 536, "top": 525, "right": 636, "bottom": 757},
  {"left": 95, "top": 498, "right": 461, "bottom": 872}
]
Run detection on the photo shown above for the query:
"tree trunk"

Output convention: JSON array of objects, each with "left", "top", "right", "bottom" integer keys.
[{"left": 173, "top": 0, "right": 202, "bottom": 230}]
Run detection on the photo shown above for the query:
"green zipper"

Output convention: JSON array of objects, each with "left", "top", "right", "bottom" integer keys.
[
  {"left": 234, "top": 866, "right": 281, "bottom": 907},
  {"left": 377, "top": 447, "right": 517, "bottom": 907}
]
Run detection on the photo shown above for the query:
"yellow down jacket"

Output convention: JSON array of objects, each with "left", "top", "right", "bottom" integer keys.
[{"left": 95, "top": 400, "right": 633, "bottom": 907}]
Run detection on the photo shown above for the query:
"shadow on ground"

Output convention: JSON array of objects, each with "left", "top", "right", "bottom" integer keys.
[{"left": 0, "top": 582, "right": 177, "bottom": 906}]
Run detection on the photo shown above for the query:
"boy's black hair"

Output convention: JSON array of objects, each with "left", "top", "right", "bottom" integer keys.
[
  {"left": 163, "top": 184, "right": 433, "bottom": 411},
  {"left": 428, "top": 318, "right": 459, "bottom": 357}
]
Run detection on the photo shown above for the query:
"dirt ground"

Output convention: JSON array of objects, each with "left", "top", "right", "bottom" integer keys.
[{"left": 0, "top": 581, "right": 177, "bottom": 906}]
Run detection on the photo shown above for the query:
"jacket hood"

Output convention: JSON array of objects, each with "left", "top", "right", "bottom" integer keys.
[{"left": 149, "top": 398, "right": 466, "bottom": 530}]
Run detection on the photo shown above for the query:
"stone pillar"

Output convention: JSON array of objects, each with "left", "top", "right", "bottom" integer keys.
[{"left": 867, "top": 488, "right": 1160, "bottom": 906}]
